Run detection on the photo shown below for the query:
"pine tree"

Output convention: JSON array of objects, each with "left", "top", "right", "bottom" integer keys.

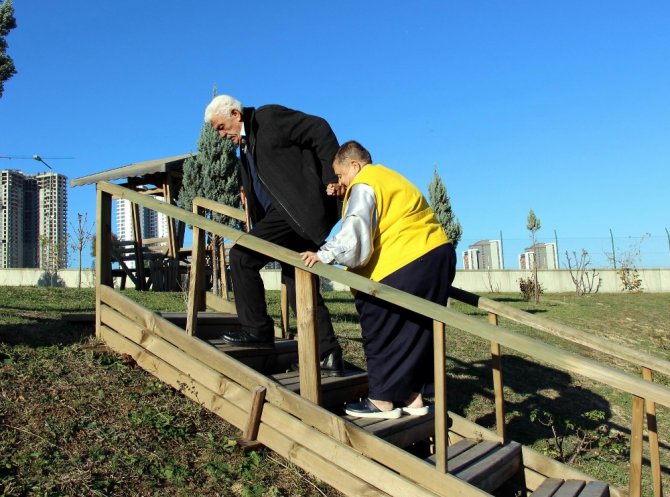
[
  {"left": 428, "top": 165, "right": 462, "bottom": 249},
  {"left": 179, "top": 118, "right": 241, "bottom": 296},
  {"left": 0, "top": 0, "right": 17, "bottom": 98},
  {"left": 179, "top": 123, "right": 241, "bottom": 224}
]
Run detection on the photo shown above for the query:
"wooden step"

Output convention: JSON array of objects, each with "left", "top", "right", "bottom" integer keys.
[
  {"left": 206, "top": 337, "right": 298, "bottom": 374},
  {"left": 271, "top": 369, "right": 368, "bottom": 408},
  {"left": 424, "top": 439, "right": 522, "bottom": 494},
  {"left": 345, "top": 406, "right": 440, "bottom": 449},
  {"left": 531, "top": 478, "right": 609, "bottom": 497}
]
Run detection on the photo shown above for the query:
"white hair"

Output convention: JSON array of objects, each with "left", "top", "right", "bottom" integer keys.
[{"left": 204, "top": 94, "right": 243, "bottom": 123}]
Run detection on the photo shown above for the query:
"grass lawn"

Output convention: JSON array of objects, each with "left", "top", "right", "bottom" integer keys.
[{"left": 1, "top": 286, "right": 669, "bottom": 496}]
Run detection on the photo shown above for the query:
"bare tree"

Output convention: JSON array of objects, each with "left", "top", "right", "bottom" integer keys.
[
  {"left": 526, "top": 209, "right": 541, "bottom": 303},
  {"left": 69, "top": 213, "right": 94, "bottom": 288},
  {"left": 565, "top": 249, "right": 600, "bottom": 296}
]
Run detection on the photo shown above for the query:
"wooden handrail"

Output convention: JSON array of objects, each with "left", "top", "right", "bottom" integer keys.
[
  {"left": 98, "top": 181, "right": 670, "bottom": 408},
  {"left": 450, "top": 286, "right": 670, "bottom": 377}
]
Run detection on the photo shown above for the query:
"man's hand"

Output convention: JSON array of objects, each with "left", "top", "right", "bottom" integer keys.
[
  {"left": 239, "top": 185, "right": 247, "bottom": 206},
  {"left": 326, "top": 183, "right": 346, "bottom": 197},
  {"left": 300, "top": 251, "right": 321, "bottom": 268}
]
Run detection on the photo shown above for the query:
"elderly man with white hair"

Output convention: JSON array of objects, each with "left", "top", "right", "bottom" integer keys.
[{"left": 204, "top": 94, "right": 344, "bottom": 376}]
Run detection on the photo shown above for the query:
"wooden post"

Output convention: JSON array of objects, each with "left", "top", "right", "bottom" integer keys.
[
  {"left": 219, "top": 240, "right": 229, "bottom": 299},
  {"left": 96, "top": 187, "right": 112, "bottom": 339},
  {"left": 629, "top": 394, "right": 644, "bottom": 497},
  {"left": 280, "top": 282, "right": 290, "bottom": 339},
  {"left": 643, "top": 367, "right": 662, "bottom": 497},
  {"left": 186, "top": 205, "right": 206, "bottom": 336},
  {"left": 433, "top": 319, "right": 448, "bottom": 473},
  {"left": 488, "top": 312, "right": 506, "bottom": 440},
  {"left": 295, "top": 268, "right": 321, "bottom": 404},
  {"left": 131, "top": 202, "right": 146, "bottom": 290},
  {"left": 238, "top": 385, "right": 267, "bottom": 450}
]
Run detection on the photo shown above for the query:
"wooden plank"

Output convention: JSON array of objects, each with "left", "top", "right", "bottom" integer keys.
[
  {"left": 578, "top": 481, "right": 609, "bottom": 497},
  {"left": 454, "top": 441, "right": 521, "bottom": 493},
  {"left": 530, "top": 478, "right": 564, "bottom": 497},
  {"left": 447, "top": 439, "right": 476, "bottom": 459},
  {"left": 131, "top": 202, "right": 146, "bottom": 290},
  {"left": 554, "top": 479, "right": 585, "bottom": 497},
  {"left": 642, "top": 367, "right": 662, "bottom": 497},
  {"left": 628, "top": 395, "right": 644, "bottom": 497},
  {"left": 295, "top": 269, "right": 320, "bottom": 404},
  {"left": 193, "top": 196, "right": 246, "bottom": 222},
  {"left": 205, "top": 291, "right": 237, "bottom": 314},
  {"left": 445, "top": 441, "right": 500, "bottom": 474},
  {"left": 433, "top": 320, "right": 448, "bottom": 472}
]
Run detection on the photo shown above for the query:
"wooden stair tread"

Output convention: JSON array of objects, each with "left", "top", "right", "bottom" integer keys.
[
  {"left": 270, "top": 369, "right": 368, "bottom": 408},
  {"left": 531, "top": 478, "right": 609, "bottom": 497},
  {"left": 425, "top": 439, "right": 522, "bottom": 494}
]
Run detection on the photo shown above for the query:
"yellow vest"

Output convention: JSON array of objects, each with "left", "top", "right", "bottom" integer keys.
[{"left": 343, "top": 164, "right": 449, "bottom": 281}]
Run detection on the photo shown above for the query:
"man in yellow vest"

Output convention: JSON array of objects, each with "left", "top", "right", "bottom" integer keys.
[{"left": 301, "top": 141, "right": 457, "bottom": 418}]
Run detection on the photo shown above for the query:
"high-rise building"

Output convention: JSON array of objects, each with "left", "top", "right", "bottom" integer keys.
[
  {"left": 115, "top": 197, "right": 169, "bottom": 242},
  {"left": 462, "top": 240, "right": 504, "bottom": 270},
  {"left": 0, "top": 169, "right": 68, "bottom": 269},
  {"left": 518, "top": 242, "right": 558, "bottom": 270}
]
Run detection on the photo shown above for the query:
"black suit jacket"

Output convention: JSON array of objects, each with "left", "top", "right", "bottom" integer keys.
[{"left": 240, "top": 105, "right": 340, "bottom": 245}]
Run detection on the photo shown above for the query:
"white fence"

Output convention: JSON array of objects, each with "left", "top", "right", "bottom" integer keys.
[{"left": 1, "top": 268, "right": 669, "bottom": 293}]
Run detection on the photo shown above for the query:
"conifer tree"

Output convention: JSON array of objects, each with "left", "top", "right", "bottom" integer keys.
[
  {"left": 428, "top": 165, "right": 462, "bottom": 248},
  {"left": 0, "top": 0, "right": 17, "bottom": 98},
  {"left": 526, "top": 209, "right": 542, "bottom": 303},
  {"left": 179, "top": 112, "right": 241, "bottom": 296}
]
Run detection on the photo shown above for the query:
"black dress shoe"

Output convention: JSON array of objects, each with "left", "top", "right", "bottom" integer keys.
[
  {"left": 222, "top": 330, "right": 274, "bottom": 349},
  {"left": 290, "top": 350, "right": 345, "bottom": 377}
]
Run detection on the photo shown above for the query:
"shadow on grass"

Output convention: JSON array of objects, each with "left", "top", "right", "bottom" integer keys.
[
  {"left": 0, "top": 319, "right": 94, "bottom": 347},
  {"left": 446, "top": 354, "right": 612, "bottom": 447}
]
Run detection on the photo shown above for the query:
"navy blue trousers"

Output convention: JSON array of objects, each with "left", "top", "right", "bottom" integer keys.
[
  {"left": 355, "top": 243, "right": 456, "bottom": 401},
  {"left": 228, "top": 207, "right": 341, "bottom": 358}
]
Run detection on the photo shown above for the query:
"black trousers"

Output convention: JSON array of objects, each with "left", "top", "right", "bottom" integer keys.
[
  {"left": 228, "top": 207, "right": 341, "bottom": 358},
  {"left": 355, "top": 243, "right": 456, "bottom": 401}
]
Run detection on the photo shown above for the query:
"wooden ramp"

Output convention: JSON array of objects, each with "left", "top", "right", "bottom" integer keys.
[{"left": 95, "top": 286, "right": 616, "bottom": 497}]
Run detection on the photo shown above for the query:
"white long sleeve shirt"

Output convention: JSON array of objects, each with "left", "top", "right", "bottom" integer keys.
[{"left": 316, "top": 184, "right": 378, "bottom": 268}]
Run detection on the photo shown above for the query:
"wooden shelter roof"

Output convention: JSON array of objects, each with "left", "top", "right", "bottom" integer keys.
[{"left": 70, "top": 153, "right": 193, "bottom": 187}]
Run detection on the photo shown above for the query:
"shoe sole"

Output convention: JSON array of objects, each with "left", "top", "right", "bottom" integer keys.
[
  {"left": 401, "top": 406, "right": 430, "bottom": 416},
  {"left": 345, "top": 408, "right": 402, "bottom": 419}
]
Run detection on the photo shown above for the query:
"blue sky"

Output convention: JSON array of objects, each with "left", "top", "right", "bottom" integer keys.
[{"left": 1, "top": 1, "right": 668, "bottom": 269}]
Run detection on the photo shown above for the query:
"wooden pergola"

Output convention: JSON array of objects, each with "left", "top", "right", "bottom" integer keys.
[{"left": 71, "top": 153, "right": 193, "bottom": 290}]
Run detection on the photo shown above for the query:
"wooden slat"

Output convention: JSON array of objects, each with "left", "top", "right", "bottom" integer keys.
[
  {"left": 445, "top": 441, "right": 500, "bottom": 474},
  {"left": 579, "top": 481, "right": 609, "bottom": 497},
  {"left": 454, "top": 441, "right": 521, "bottom": 493},
  {"left": 447, "top": 439, "right": 476, "bottom": 459},
  {"left": 531, "top": 478, "right": 564, "bottom": 497},
  {"left": 554, "top": 479, "right": 585, "bottom": 497}
]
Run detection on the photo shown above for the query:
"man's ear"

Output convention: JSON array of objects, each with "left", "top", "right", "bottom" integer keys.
[{"left": 231, "top": 108, "right": 242, "bottom": 121}]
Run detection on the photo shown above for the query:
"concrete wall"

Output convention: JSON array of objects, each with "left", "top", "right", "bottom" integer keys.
[{"left": 1, "top": 267, "right": 669, "bottom": 293}]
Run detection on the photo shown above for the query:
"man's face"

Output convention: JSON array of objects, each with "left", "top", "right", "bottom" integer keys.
[{"left": 210, "top": 109, "right": 243, "bottom": 145}]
